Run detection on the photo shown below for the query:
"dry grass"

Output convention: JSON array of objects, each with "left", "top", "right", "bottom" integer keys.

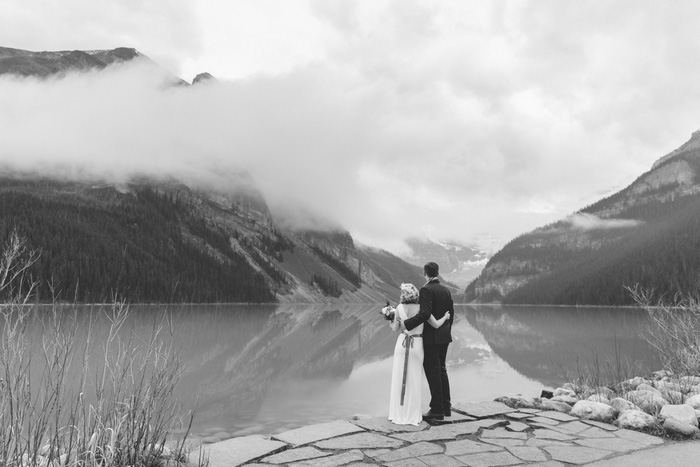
[{"left": 0, "top": 231, "right": 206, "bottom": 467}]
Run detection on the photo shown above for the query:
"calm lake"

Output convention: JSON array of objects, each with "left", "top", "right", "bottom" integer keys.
[{"left": 22, "top": 303, "right": 661, "bottom": 440}]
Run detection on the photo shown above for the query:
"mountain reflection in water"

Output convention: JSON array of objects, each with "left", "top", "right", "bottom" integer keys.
[{"left": 24, "top": 303, "right": 661, "bottom": 438}]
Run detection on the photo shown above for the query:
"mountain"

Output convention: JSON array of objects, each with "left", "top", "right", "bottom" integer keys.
[
  {"left": 400, "top": 237, "right": 490, "bottom": 288},
  {"left": 0, "top": 174, "right": 424, "bottom": 304},
  {"left": 0, "top": 45, "right": 188, "bottom": 84},
  {"left": 466, "top": 130, "right": 700, "bottom": 305}
]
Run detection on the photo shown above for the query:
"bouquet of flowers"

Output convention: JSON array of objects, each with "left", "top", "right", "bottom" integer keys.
[{"left": 380, "top": 301, "right": 396, "bottom": 321}]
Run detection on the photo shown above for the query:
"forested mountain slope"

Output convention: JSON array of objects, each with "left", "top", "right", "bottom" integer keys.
[
  {"left": 466, "top": 130, "right": 700, "bottom": 305},
  {"left": 0, "top": 176, "right": 426, "bottom": 304}
]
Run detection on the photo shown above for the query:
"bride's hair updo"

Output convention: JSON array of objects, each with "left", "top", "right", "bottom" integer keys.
[{"left": 399, "top": 283, "right": 420, "bottom": 304}]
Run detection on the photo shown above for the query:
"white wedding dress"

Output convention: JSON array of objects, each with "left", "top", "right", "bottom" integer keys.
[{"left": 388, "top": 303, "right": 424, "bottom": 425}]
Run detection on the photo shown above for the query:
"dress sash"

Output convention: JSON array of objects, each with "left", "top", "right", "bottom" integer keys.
[{"left": 398, "top": 305, "right": 422, "bottom": 406}]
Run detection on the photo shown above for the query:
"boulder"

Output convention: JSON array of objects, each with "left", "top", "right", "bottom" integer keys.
[
  {"left": 587, "top": 394, "right": 611, "bottom": 405},
  {"left": 684, "top": 394, "right": 700, "bottom": 409},
  {"left": 554, "top": 387, "right": 577, "bottom": 398},
  {"left": 660, "top": 404, "right": 699, "bottom": 427},
  {"left": 652, "top": 370, "right": 673, "bottom": 380},
  {"left": 663, "top": 418, "right": 700, "bottom": 437},
  {"left": 620, "top": 376, "right": 650, "bottom": 391},
  {"left": 637, "top": 383, "right": 662, "bottom": 394},
  {"left": 538, "top": 399, "right": 572, "bottom": 413},
  {"left": 610, "top": 397, "right": 638, "bottom": 413},
  {"left": 570, "top": 401, "right": 617, "bottom": 422},
  {"left": 625, "top": 390, "right": 669, "bottom": 412},
  {"left": 552, "top": 395, "right": 579, "bottom": 405},
  {"left": 616, "top": 410, "right": 658, "bottom": 430}
]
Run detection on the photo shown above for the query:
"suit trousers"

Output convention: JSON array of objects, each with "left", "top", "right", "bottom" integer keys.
[{"left": 423, "top": 342, "right": 450, "bottom": 413}]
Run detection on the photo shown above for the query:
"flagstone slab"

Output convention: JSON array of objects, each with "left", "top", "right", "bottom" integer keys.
[
  {"left": 383, "top": 459, "right": 427, "bottom": 467},
  {"left": 529, "top": 417, "right": 560, "bottom": 426},
  {"left": 537, "top": 410, "right": 578, "bottom": 422},
  {"left": 582, "top": 419, "right": 618, "bottom": 431},
  {"left": 314, "top": 432, "right": 403, "bottom": 450},
  {"left": 480, "top": 428, "right": 528, "bottom": 439},
  {"left": 349, "top": 417, "right": 428, "bottom": 433},
  {"left": 418, "top": 453, "right": 468, "bottom": 467},
  {"left": 288, "top": 449, "right": 365, "bottom": 467},
  {"left": 444, "top": 439, "right": 504, "bottom": 456},
  {"left": 480, "top": 438, "right": 526, "bottom": 448},
  {"left": 532, "top": 429, "right": 575, "bottom": 441},
  {"left": 505, "top": 421, "right": 529, "bottom": 432},
  {"left": 391, "top": 419, "right": 505, "bottom": 442},
  {"left": 505, "top": 412, "right": 532, "bottom": 420},
  {"left": 554, "top": 421, "right": 591, "bottom": 434},
  {"left": 454, "top": 450, "right": 522, "bottom": 466},
  {"left": 578, "top": 426, "right": 617, "bottom": 438},
  {"left": 526, "top": 438, "right": 570, "bottom": 447},
  {"left": 574, "top": 437, "right": 649, "bottom": 453},
  {"left": 274, "top": 420, "right": 365, "bottom": 446},
  {"left": 543, "top": 445, "right": 613, "bottom": 465},
  {"left": 527, "top": 462, "right": 565, "bottom": 467},
  {"left": 203, "top": 435, "right": 287, "bottom": 467},
  {"left": 506, "top": 445, "right": 548, "bottom": 462},
  {"left": 262, "top": 446, "right": 331, "bottom": 464},
  {"left": 453, "top": 401, "right": 512, "bottom": 419},
  {"left": 614, "top": 428, "right": 665, "bottom": 446},
  {"left": 376, "top": 441, "right": 443, "bottom": 462},
  {"left": 517, "top": 408, "right": 541, "bottom": 414}
]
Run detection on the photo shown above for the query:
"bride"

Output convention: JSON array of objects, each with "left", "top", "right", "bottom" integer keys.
[{"left": 387, "top": 283, "right": 450, "bottom": 425}]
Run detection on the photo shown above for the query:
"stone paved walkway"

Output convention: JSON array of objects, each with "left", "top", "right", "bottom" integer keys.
[{"left": 200, "top": 401, "right": 700, "bottom": 467}]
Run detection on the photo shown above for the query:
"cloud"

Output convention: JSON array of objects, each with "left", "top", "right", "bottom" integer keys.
[
  {"left": 565, "top": 213, "right": 641, "bottom": 231},
  {"left": 3, "top": 0, "right": 700, "bottom": 254}
]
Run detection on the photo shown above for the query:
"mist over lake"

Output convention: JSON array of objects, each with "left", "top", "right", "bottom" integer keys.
[{"left": 24, "top": 303, "right": 660, "bottom": 439}]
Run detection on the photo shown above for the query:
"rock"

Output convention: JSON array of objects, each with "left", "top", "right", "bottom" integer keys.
[
  {"left": 538, "top": 399, "right": 572, "bottom": 413},
  {"left": 610, "top": 397, "right": 638, "bottom": 413},
  {"left": 660, "top": 404, "right": 699, "bottom": 427},
  {"left": 616, "top": 410, "right": 658, "bottom": 430},
  {"left": 587, "top": 394, "right": 611, "bottom": 405},
  {"left": 652, "top": 370, "right": 673, "bottom": 379},
  {"left": 541, "top": 390, "right": 554, "bottom": 399},
  {"left": 570, "top": 401, "right": 617, "bottom": 422},
  {"left": 551, "top": 395, "right": 579, "bottom": 405},
  {"left": 625, "top": 390, "right": 669, "bottom": 412},
  {"left": 637, "top": 383, "right": 662, "bottom": 394},
  {"left": 496, "top": 395, "right": 538, "bottom": 409},
  {"left": 663, "top": 417, "right": 700, "bottom": 437},
  {"left": 620, "top": 376, "right": 650, "bottom": 391},
  {"left": 680, "top": 376, "right": 700, "bottom": 387},
  {"left": 554, "top": 387, "right": 577, "bottom": 398},
  {"left": 685, "top": 394, "right": 700, "bottom": 409},
  {"left": 562, "top": 383, "right": 582, "bottom": 393}
]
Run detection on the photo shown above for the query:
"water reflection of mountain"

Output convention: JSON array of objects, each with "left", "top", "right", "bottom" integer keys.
[
  {"left": 462, "top": 305, "right": 662, "bottom": 389},
  {"left": 159, "top": 304, "right": 396, "bottom": 426}
]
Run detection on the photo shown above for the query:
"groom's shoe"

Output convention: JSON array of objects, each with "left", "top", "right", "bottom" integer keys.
[
  {"left": 444, "top": 404, "right": 452, "bottom": 417},
  {"left": 422, "top": 410, "right": 444, "bottom": 421}
]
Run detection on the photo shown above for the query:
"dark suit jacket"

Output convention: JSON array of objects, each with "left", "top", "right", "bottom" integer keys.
[{"left": 403, "top": 279, "right": 453, "bottom": 345}]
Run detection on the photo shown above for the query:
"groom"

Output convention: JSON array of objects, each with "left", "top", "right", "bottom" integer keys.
[{"left": 401, "top": 261, "right": 454, "bottom": 421}]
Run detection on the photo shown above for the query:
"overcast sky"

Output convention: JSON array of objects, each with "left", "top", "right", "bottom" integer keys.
[{"left": 2, "top": 0, "right": 700, "bottom": 254}]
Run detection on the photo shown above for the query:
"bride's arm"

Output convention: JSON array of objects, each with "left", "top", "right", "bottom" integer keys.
[{"left": 427, "top": 311, "right": 451, "bottom": 328}]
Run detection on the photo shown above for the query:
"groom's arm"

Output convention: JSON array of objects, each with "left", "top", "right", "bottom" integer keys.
[{"left": 403, "top": 287, "right": 433, "bottom": 331}]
